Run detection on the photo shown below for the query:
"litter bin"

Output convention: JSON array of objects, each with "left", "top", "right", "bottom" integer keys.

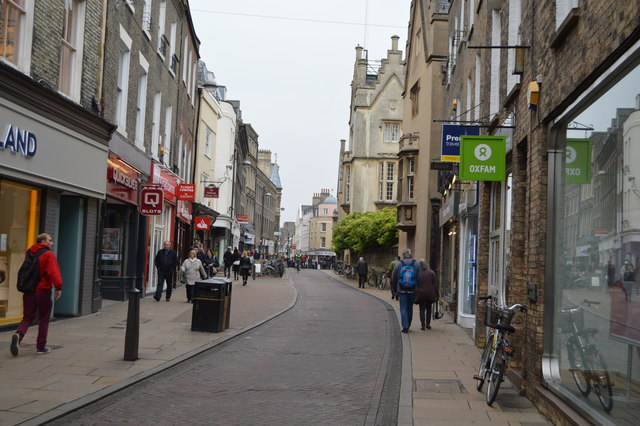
[{"left": 191, "top": 277, "right": 232, "bottom": 332}]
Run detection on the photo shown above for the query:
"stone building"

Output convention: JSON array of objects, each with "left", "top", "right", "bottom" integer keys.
[
  {"left": 337, "top": 36, "right": 405, "bottom": 223},
  {"left": 0, "top": 0, "right": 115, "bottom": 319},
  {"left": 431, "top": 0, "right": 640, "bottom": 423}
]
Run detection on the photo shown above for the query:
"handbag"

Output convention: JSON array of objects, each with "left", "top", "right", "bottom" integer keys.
[{"left": 433, "top": 299, "right": 444, "bottom": 320}]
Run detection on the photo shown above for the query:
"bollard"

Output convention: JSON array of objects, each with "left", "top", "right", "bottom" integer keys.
[{"left": 124, "top": 287, "right": 140, "bottom": 361}]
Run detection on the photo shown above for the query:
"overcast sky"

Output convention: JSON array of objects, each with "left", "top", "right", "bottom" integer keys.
[{"left": 189, "top": 0, "right": 411, "bottom": 224}]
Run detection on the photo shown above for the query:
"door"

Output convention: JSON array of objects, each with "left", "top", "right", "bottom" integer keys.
[{"left": 55, "top": 196, "right": 85, "bottom": 316}]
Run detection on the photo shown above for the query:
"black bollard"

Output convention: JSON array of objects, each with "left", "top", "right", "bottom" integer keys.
[{"left": 124, "top": 287, "right": 140, "bottom": 361}]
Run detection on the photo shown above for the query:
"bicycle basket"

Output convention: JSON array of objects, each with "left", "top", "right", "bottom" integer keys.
[
  {"left": 484, "top": 302, "right": 515, "bottom": 328},
  {"left": 560, "top": 307, "right": 583, "bottom": 333}
]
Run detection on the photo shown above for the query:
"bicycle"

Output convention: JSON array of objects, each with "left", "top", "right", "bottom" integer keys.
[
  {"left": 367, "top": 268, "right": 378, "bottom": 287},
  {"left": 561, "top": 299, "right": 613, "bottom": 412},
  {"left": 378, "top": 272, "right": 388, "bottom": 290},
  {"left": 345, "top": 265, "right": 356, "bottom": 280},
  {"left": 474, "top": 295, "right": 527, "bottom": 406}
]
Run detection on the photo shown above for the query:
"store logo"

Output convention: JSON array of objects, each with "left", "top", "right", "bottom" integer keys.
[{"left": 0, "top": 124, "right": 37, "bottom": 158}]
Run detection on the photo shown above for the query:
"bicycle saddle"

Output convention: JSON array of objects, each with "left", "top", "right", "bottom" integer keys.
[{"left": 496, "top": 323, "right": 515, "bottom": 333}]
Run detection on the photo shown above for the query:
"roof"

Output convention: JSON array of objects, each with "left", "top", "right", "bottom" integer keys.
[
  {"left": 322, "top": 196, "right": 338, "bottom": 204},
  {"left": 270, "top": 163, "right": 283, "bottom": 189}
]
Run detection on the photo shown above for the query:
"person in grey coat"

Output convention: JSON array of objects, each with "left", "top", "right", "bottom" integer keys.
[
  {"left": 181, "top": 249, "right": 206, "bottom": 303},
  {"left": 356, "top": 256, "right": 368, "bottom": 289}
]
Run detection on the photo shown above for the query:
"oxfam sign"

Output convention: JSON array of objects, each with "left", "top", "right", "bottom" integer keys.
[
  {"left": 565, "top": 139, "right": 591, "bottom": 184},
  {"left": 459, "top": 136, "right": 506, "bottom": 181}
]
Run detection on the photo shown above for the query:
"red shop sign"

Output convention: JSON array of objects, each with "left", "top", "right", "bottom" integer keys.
[
  {"left": 106, "top": 153, "right": 140, "bottom": 205},
  {"left": 194, "top": 216, "right": 212, "bottom": 231},
  {"left": 177, "top": 184, "right": 195, "bottom": 200},
  {"left": 176, "top": 200, "right": 192, "bottom": 224},
  {"left": 204, "top": 186, "right": 219, "bottom": 198},
  {"left": 150, "top": 162, "right": 178, "bottom": 203},
  {"left": 140, "top": 185, "right": 164, "bottom": 216}
]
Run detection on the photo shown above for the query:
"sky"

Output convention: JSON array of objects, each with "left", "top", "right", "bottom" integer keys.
[{"left": 189, "top": 0, "right": 412, "bottom": 224}]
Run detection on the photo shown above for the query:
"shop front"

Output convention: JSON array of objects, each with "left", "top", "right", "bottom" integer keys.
[
  {"left": 439, "top": 192, "right": 459, "bottom": 313},
  {"left": 0, "top": 63, "right": 114, "bottom": 323},
  {"left": 544, "top": 52, "right": 640, "bottom": 424},
  {"left": 99, "top": 153, "right": 148, "bottom": 301},
  {"left": 457, "top": 183, "right": 478, "bottom": 329}
]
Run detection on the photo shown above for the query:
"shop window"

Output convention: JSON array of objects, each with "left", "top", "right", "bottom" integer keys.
[
  {"left": 549, "top": 62, "right": 640, "bottom": 422},
  {"left": 0, "top": 180, "right": 40, "bottom": 325}
]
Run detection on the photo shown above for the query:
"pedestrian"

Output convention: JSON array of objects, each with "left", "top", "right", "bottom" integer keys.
[
  {"left": 231, "top": 248, "right": 241, "bottom": 281},
  {"left": 154, "top": 240, "right": 179, "bottom": 302},
  {"left": 10, "top": 233, "right": 62, "bottom": 356},
  {"left": 181, "top": 249, "right": 207, "bottom": 303},
  {"left": 204, "top": 248, "right": 219, "bottom": 277},
  {"left": 391, "top": 249, "right": 421, "bottom": 333},
  {"left": 415, "top": 259, "right": 439, "bottom": 330},
  {"left": 388, "top": 256, "right": 401, "bottom": 300},
  {"left": 356, "top": 256, "right": 368, "bottom": 288},
  {"left": 239, "top": 251, "right": 252, "bottom": 285},
  {"left": 223, "top": 247, "right": 233, "bottom": 278}
]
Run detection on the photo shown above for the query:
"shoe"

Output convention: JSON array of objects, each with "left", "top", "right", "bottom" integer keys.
[
  {"left": 426, "top": 325, "right": 431, "bottom": 329},
  {"left": 421, "top": 326, "right": 426, "bottom": 331},
  {"left": 36, "top": 347, "right": 51, "bottom": 355},
  {"left": 153, "top": 296, "right": 160, "bottom": 302},
  {"left": 401, "top": 328, "right": 408, "bottom": 333},
  {"left": 166, "top": 299, "right": 170, "bottom": 302},
  {"left": 10, "top": 333, "right": 20, "bottom": 357}
]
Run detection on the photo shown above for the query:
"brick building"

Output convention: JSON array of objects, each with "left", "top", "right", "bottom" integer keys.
[{"left": 426, "top": 0, "right": 640, "bottom": 424}]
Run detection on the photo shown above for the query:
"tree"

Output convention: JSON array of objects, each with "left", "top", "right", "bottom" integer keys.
[{"left": 332, "top": 208, "right": 398, "bottom": 255}]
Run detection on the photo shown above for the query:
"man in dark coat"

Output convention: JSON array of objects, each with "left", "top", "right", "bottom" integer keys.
[
  {"left": 223, "top": 247, "right": 233, "bottom": 278},
  {"left": 356, "top": 256, "right": 368, "bottom": 288},
  {"left": 154, "top": 241, "right": 179, "bottom": 302}
]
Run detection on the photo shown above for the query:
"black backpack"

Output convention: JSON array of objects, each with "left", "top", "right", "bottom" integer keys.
[{"left": 17, "top": 248, "right": 49, "bottom": 293}]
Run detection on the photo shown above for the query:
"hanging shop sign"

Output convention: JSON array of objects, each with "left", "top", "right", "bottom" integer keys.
[
  {"left": 176, "top": 200, "right": 192, "bottom": 224},
  {"left": 564, "top": 138, "right": 592, "bottom": 185},
  {"left": 106, "top": 153, "right": 140, "bottom": 205},
  {"left": 140, "top": 184, "right": 164, "bottom": 215},
  {"left": 459, "top": 136, "right": 506, "bottom": 181},
  {"left": 194, "top": 216, "right": 212, "bottom": 231},
  {"left": 237, "top": 215, "right": 249, "bottom": 223},
  {"left": 204, "top": 186, "right": 219, "bottom": 198},
  {"left": 177, "top": 184, "right": 195, "bottom": 200},
  {"left": 441, "top": 124, "right": 480, "bottom": 162}
]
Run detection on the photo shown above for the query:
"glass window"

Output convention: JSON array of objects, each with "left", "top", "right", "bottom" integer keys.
[
  {"left": 386, "top": 182, "right": 394, "bottom": 201},
  {"left": 550, "top": 63, "right": 640, "bottom": 422},
  {"left": 59, "top": 0, "right": 84, "bottom": 99},
  {"left": 387, "top": 163, "right": 394, "bottom": 181},
  {"left": 321, "top": 223, "right": 327, "bottom": 232},
  {"left": 0, "top": 0, "right": 26, "bottom": 66},
  {"left": 384, "top": 123, "right": 400, "bottom": 143},
  {"left": 0, "top": 180, "right": 40, "bottom": 325},
  {"left": 204, "top": 126, "right": 212, "bottom": 157},
  {"left": 407, "top": 176, "right": 414, "bottom": 199}
]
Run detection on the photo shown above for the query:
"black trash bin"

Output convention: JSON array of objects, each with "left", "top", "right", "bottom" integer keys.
[{"left": 191, "top": 278, "right": 232, "bottom": 332}]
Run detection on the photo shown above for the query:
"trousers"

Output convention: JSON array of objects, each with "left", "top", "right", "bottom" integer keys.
[
  {"left": 16, "top": 290, "right": 53, "bottom": 350},
  {"left": 155, "top": 270, "right": 174, "bottom": 300},
  {"left": 398, "top": 292, "right": 417, "bottom": 330}
]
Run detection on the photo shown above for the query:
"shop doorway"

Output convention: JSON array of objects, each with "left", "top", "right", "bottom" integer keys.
[{"left": 55, "top": 196, "right": 85, "bottom": 316}]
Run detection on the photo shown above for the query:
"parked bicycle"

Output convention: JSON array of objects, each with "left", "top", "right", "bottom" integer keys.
[
  {"left": 561, "top": 299, "right": 613, "bottom": 412},
  {"left": 474, "top": 295, "right": 527, "bottom": 406},
  {"left": 367, "top": 268, "right": 379, "bottom": 287},
  {"left": 378, "top": 271, "right": 388, "bottom": 290}
]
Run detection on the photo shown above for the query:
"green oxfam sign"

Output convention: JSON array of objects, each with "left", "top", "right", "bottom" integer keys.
[
  {"left": 459, "top": 136, "right": 506, "bottom": 181},
  {"left": 565, "top": 139, "right": 591, "bottom": 184}
]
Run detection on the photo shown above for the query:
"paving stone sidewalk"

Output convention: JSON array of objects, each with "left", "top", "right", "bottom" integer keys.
[{"left": 0, "top": 277, "right": 296, "bottom": 426}]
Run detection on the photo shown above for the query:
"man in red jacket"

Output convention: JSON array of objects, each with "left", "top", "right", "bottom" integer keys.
[{"left": 10, "top": 233, "right": 63, "bottom": 356}]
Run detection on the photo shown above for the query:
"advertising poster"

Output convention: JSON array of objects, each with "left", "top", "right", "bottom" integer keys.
[{"left": 102, "top": 228, "right": 121, "bottom": 261}]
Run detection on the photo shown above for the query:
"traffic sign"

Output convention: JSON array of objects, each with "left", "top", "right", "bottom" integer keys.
[{"left": 140, "top": 185, "right": 163, "bottom": 215}]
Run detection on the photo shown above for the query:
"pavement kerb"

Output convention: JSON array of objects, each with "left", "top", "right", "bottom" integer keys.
[
  {"left": 17, "top": 279, "right": 298, "bottom": 426},
  {"left": 321, "top": 270, "right": 412, "bottom": 426}
]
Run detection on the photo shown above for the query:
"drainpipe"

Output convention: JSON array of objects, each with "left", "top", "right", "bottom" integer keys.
[{"left": 96, "top": 0, "right": 108, "bottom": 113}]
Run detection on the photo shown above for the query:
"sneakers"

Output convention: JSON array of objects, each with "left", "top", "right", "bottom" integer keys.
[
  {"left": 401, "top": 328, "right": 409, "bottom": 333},
  {"left": 36, "top": 347, "right": 52, "bottom": 355},
  {"left": 10, "top": 333, "right": 20, "bottom": 356}
]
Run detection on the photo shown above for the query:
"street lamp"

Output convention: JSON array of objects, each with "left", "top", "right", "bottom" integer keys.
[{"left": 260, "top": 190, "right": 272, "bottom": 256}]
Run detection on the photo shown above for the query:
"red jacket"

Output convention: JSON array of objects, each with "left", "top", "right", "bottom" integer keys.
[{"left": 27, "top": 243, "right": 63, "bottom": 292}]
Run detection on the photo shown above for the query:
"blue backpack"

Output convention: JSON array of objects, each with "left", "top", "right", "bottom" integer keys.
[{"left": 398, "top": 259, "right": 417, "bottom": 291}]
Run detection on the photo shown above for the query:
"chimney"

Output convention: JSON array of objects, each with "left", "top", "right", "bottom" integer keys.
[
  {"left": 356, "top": 45, "right": 363, "bottom": 61},
  {"left": 391, "top": 35, "right": 399, "bottom": 51}
]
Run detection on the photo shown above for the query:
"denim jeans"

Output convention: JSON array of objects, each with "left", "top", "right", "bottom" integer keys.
[
  {"left": 398, "top": 292, "right": 416, "bottom": 330},
  {"left": 155, "top": 270, "right": 173, "bottom": 300}
]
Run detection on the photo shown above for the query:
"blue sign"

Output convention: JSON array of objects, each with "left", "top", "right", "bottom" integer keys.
[
  {"left": 0, "top": 124, "right": 37, "bottom": 158},
  {"left": 441, "top": 124, "right": 480, "bottom": 162}
]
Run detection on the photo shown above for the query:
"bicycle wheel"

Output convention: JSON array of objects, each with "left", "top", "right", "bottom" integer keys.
[
  {"left": 476, "top": 333, "right": 493, "bottom": 391},
  {"left": 567, "top": 340, "right": 590, "bottom": 396},
  {"left": 263, "top": 267, "right": 273, "bottom": 277},
  {"left": 591, "top": 352, "right": 613, "bottom": 412},
  {"left": 486, "top": 353, "right": 505, "bottom": 406},
  {"left": 368, "top": 272, "right": 377, "bottom": 287},
  {"left": 378, "top": 274, "right": 387, "bottom": 290}
]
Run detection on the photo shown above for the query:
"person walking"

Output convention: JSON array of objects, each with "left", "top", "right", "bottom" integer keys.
[
  {"left": 223, "top": 247, "right": 233, "bottom": 278},
  {"left": 181, "top": 249, "right": 206, "bottom": 303},
  {"left": 391, "top": 249, "right": 421, "bottom": 333},
  {"left": 10, "top": 233, "right": 62, "bottom": 356},
  {"left": 388, "top": 256, "right": 401, "bottom": 300},
  {"left": 415, "top": 259, "right": 439, "bottom": 330},
  {"left": 204, "top": 248, "right": 218, "bottom": 277},
  {"left": 239, "top": 251, "right": 252, "bottom": 285},
  {"left": 356, "top": 256, "right": 368, "bottom": 289},
  {"left": 154, "top": 240, "right": 178, "bottom": 302},
  {"left": 231, "top": 248, "right": 241, "bottom": 281}
]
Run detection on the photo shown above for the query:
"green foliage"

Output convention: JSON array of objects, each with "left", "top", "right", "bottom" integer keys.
[{"left": 332, "top": 208, "right": 398, "bottom": 255}]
